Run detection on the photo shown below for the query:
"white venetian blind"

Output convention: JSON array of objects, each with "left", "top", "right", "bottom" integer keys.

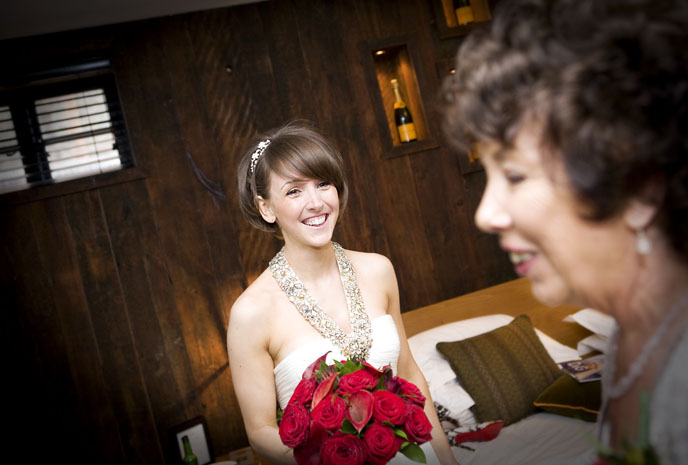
[
  {"left": 36, "top": 88, "right": 123, "bottom": 182},
  {"left": 0, "top": 106, "right": 28, "bottom": 193},
  {"left": 0, "top": 65, "right": 134, "bottom": 195}
]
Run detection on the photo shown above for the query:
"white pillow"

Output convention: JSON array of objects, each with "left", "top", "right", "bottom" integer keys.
[
  {"left": 564, "top": 308, "right": 616, "bottom": 355},
  {"left": 408, "top": 314, "right": 580, "bottom": 425}
]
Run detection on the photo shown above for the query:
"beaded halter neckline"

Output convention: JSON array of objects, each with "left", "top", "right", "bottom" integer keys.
[{"left": 269, "top": 242, "right": 373, "bottom": 360}]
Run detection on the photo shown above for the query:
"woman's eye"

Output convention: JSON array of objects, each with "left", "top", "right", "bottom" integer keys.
[
  {"left": 318, "top": 181, "right": 331, "bottom": 188},
  {"left": 505, "top": 171, "right": 525, "bottom": 184},
  {"left": 286, "top": 188, "right": 300, "bottom": 196}
]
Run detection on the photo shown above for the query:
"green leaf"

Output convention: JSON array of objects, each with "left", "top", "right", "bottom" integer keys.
[
  {"left": 400, "top": 443, "right": 426, "bottom": 464},
  {"left": 637, "top": 392, "right": 651, "bottom": 450},
  {"left": 337, "top": 359, "right": 363, "bottom": 376},
  {"left": 340, "top": 418, "right": 358, "bottom": 435},
  {"left": 394, "top": 428, "right": 408, "bottom": 440}
]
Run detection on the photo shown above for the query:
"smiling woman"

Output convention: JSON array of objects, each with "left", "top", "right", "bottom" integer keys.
[
  {"left": 236, "top": 121, "right": 348, "bottom": 237},
  {"left": 441, "top": 0, "right": 688, "bottom": 463},
  {"left": 227, "top": 121, "right": 459, "bottom": 465}
]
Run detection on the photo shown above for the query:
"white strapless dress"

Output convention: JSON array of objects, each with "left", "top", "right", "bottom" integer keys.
[{"left": 274, "top": 314, "right": 440, "bottom": 465}]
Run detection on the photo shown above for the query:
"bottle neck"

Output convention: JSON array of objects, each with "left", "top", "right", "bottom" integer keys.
[
  {"left": 391, "top": 84, "right": 406, "bottom": 108},
  {"left": 182, "top": 437, "right": 193, "bottom": 455},
  {"left": 393, "top": 87, "right": 403, "bottom": 103}
]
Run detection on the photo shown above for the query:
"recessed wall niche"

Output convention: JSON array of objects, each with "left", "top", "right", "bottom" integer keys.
[
  {"left": 433, "top": 0, "right": 494, "bottom": 38},
  {"left": 364, "top": 37, "right": 438, "bottom": 158}
]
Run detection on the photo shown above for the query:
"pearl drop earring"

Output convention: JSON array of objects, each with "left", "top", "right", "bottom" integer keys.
[{"left": 636, "top": 228, "right": 652, "bottom": 255}]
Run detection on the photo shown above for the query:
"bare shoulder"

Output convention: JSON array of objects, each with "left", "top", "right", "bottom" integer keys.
[
  {"left": 343, "top": 248, "right": 400, "bottom": 319},
  {"left": 343, "top": 248, "right": 396, "bottom": 282},
  {"left": 228, "top": 268, "right": 277, "bottom": 333}
]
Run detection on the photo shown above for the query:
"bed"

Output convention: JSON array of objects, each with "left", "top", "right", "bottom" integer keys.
[{"left": 403, "top": 278, "right": 600, "bottom": 465}]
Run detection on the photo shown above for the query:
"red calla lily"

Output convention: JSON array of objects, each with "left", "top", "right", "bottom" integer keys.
[
  {"left": 312, "top": 372, "right": 337, "bottom": 408},
  {"left": 303, "top": 351, "right": 331, "bottom": 379},
  {"left": 347, "top": 390, "right": 374, "bottom": 432}
]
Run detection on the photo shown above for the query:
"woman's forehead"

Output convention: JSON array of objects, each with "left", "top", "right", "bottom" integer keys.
[{"left": 267, "top": 158, "right": 304, "bottom": 178}]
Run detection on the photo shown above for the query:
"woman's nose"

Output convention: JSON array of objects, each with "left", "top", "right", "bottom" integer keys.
[
  {"left": 475, "top": 186, "right": 511, "bottom": 233},
  {"left": 305, "top": 186, "right": 324, "bottom": 209}
]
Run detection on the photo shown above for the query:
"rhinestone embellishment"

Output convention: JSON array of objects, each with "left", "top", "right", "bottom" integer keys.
[
  {"left": 269, "top": 242, "right": 373, "bottom": 360},
  {"left": 249, "top": 139, "right": 270, "bottom": 174}
]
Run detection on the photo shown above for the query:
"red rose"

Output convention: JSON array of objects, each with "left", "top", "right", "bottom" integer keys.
[
  {"left": 294, "top": 422, "right": 327, "bottom": 465},
  {"left": 404, "top": 404, "right": 433, "bottom": 444},
  {"left": 397, "top": 378, "right": 426, "bottom": 407},
  {"left": 320, "top": 433, "right": 368, "bottom": 465},
  {"left": 312, "top": 394, "right": 348, "bottom": 431},
  {"left": 363, "top": 423, "right": 401, "bottom": 465},
  {"left": 279, "top": 403, "right": 311, "bottom": 448},
  {"left": 291, "top": 377, "right": 317, "bottom": 407},
  {"left": 372, "top": 390, "right": 407, "bottom": 425},
  {"left": 337, "top": 369, "right": 377, "bottom": 395}
]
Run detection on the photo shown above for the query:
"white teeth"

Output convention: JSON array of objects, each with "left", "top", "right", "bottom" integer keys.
[
  {"left": 304, "top": 215, "right": 326, "bottom": 226},
  {"left": 509, "top": 251, "right": 534, "bottom": 264}
]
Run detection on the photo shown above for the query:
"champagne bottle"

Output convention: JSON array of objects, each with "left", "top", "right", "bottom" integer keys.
[
  {"left": 182, "top": 436, "right": 199, "bottom": 465},
  {"left": 390, "top": 79, "right": 417, "bottom": 143},
  {"left": 454, "top": 0, "right": 475, "bottom": 25}
]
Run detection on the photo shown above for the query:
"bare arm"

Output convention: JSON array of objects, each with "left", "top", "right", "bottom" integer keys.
[
  {"left": 227, "top": 295, "right": 296, "bottom": 465},
  {"left": 380, "top": 258, "right": 461, "bottom": 465}
]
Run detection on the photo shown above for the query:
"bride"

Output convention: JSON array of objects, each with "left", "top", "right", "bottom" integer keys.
[{"left": 227, "top": 121, "right": 458, "bottom": 465}]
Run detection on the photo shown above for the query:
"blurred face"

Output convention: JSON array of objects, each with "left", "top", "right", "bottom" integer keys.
[
  {"left": 258, "top": 169, "right": 339, "bottom": 249},
  {"left": 474, "top": 130, "right": 632, "bottom": 308}
]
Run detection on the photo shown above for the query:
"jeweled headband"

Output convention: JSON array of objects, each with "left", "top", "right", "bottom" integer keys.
[{"left": 249, "top": 139, "right": 271, "bottom": 174}]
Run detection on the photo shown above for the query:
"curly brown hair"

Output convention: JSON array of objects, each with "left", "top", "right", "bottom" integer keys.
[{"left": 441, "top": 0, "right": 688, "bottom": 262}]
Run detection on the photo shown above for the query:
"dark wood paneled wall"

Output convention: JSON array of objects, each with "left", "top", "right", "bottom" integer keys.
[{"left": 0, "top": 0, "right": 515, "bottom": 463}]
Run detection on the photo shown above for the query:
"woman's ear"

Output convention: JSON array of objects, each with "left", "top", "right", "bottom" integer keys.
[
  {"left": 256, "top": 196, "right": 276, "bottom": 224},
  {"left": 623, "top": 197, "right": 659, "bottom": 231},
  {"left": 623, "top": 180, "right": 664, "bottom": 230}
]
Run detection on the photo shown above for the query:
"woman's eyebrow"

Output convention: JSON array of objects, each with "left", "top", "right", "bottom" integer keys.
[{"left": 280, "top": 178, "right": 307, "bottom": 190}]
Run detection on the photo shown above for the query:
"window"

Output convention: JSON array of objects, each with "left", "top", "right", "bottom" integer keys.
[{"left": 0, "top": 63, "right": 134, "bottom": 195}]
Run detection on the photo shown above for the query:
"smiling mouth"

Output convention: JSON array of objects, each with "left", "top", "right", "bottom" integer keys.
[
  {"left": 303, "top": 214, "right": 327, "bottom": 226},
  {"left": 509, "top": 251, "right": 535, "bottom": 265}
]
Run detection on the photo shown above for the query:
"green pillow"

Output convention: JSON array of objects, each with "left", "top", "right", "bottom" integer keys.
[
  {"left": 534, "top": 374, "right": 601, "bottom": 422},
  {"left": 436, "top": 314, "right": 562, "bottom": 426}
]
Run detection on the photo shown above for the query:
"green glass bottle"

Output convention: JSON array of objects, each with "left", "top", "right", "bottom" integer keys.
[{"left": 182, "top": 436, "right": 199, "bottom": 465}]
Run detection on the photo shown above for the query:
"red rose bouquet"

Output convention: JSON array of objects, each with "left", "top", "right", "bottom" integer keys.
[{"left": 278, "top": 352, "right": 432, "bottom": 465}]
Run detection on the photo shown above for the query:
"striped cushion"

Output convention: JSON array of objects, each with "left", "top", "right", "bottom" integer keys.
[{"left": 436, "top": 314, "right": 561, "bottom": 426}]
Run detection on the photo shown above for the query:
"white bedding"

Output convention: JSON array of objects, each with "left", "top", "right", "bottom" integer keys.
[
  {"left": 407, "top": 314, "right": 596, "bottom": 465},
  {"left": 452, "top": 412, "right": 595, "bottom": 465}
]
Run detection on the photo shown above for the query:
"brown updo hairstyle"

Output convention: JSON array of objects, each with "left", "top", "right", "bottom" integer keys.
[
  {"left": 237, "top": 121, "right": 349, "bottom": 234},
  {"left": 441, "top": 0, "right": 688, "bottom": 263}
]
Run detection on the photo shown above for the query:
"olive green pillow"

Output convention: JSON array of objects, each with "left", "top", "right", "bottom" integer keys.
[
  {"left": 534, "top": 374, "right": 601, "bottom": 422},
  {"left": 436, "top": 314, "right": 562, "bottom": 426}
]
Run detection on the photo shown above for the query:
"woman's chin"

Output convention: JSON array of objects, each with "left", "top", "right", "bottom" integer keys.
[{"left": 528, "top": 277, "right": 572, "bottom": 308}]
